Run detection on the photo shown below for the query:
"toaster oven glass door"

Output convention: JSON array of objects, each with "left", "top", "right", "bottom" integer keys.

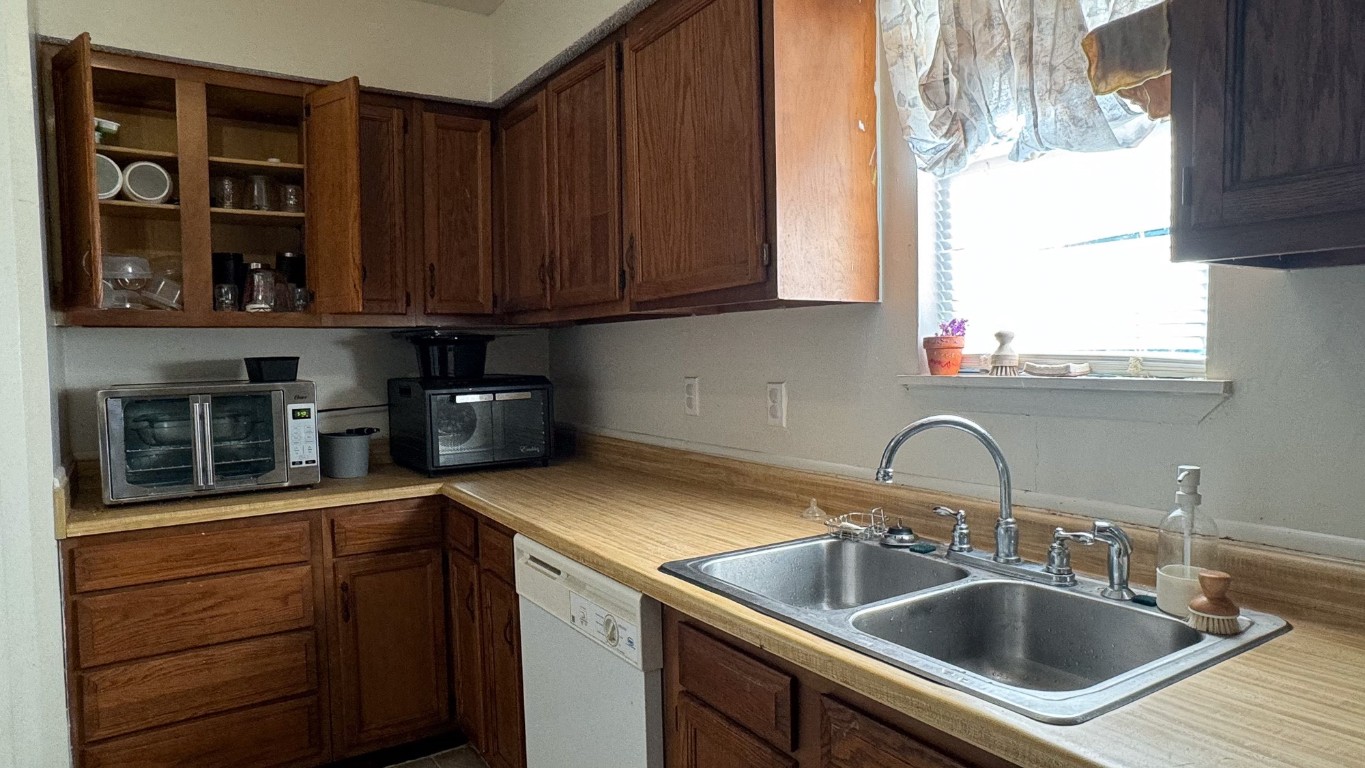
[
  {"left": 206, "top": 392, "right": 289, "bottom": 488},
  {"left": 106, "top": 395, "right": 202, "bottom": 499},
  {"left": 431, "top": 393, "right": 496, "bottom": 467}
]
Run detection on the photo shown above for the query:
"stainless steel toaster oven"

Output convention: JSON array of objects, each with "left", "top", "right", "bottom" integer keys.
[{"left": 96, "top": 380, "right": 320, "bottom": 504}]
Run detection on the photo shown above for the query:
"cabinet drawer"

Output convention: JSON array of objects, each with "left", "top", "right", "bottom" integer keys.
[
  {"left": 478, "top": 521, "right": 516, "bottom": 584},
  {"left": 329, "top": 498, "right": 443, "bottom": 556},
  {"left": 821, "top": 696, "right": 970, "bottom": 768},
  {"left": 74, "top": 565, "right": 315, "bottom": 667},
  {"left": 677, "top": 622, "right": 795, "bottom": 751},
  {"left": 444, "top": 504, "right": 479, "bottom": 557},
  {"left": 79, "top": 631, "right": 318, "bottom": 741},
  {"left": 81, "top": 695, "right": 327, "bottom": 768},
  {"left": 69, "top": 518, "right": 312, "bottom": 593}
]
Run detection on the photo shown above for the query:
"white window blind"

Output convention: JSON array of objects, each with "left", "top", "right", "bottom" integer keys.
[{"left": 929, "top": 124, "right": 1208, "bottom": 376}]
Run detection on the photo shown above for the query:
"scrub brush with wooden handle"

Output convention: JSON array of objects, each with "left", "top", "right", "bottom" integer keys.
[
  {"left": 1187, "top": 570, "right": 1243, "bottom": 635},
  {"left": 988, "top": 331, "right": 1020, "bottom": 376}
]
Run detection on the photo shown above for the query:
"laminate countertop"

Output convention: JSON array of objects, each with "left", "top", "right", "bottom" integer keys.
[{"left": 64, "top": 452, "right": 1365, "bottom": 768}]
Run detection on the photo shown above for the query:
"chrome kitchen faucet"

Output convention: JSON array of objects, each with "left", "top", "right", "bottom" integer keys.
[{"left": 875, "top": 415, "right": 1020, "bottom": 564}]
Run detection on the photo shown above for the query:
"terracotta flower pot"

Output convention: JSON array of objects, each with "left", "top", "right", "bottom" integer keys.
[{"left": 923, "top": 335, "right": 966, "bottom": 376}]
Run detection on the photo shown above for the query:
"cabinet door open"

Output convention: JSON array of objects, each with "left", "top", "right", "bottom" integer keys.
[
  {"left": 51, "top": 33, "right": 102, "bottom": 309},
  {"left": 305, "top": 77, "right": 364, "bottom": 313}
]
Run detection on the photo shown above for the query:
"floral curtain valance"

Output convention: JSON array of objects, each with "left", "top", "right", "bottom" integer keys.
[{"left": 880, "top": 0, "right": 1166, "bottom": 177}]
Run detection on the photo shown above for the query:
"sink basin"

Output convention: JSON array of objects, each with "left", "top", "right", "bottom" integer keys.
[
  {"left": 851, "top": 581, "right": 1203, "bottom": 692},
  {"left": 693, "top": 537, "right": 969, "bottom": 610},
  {"left": 662, "top": 535, "right": 1290, "bottom": 723}
]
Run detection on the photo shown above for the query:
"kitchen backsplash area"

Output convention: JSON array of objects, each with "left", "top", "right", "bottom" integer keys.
[{"left": 57, "top": 327, "right": 550, "bottom": 460}]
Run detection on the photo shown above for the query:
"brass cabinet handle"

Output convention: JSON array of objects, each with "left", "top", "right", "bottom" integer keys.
[
  {"left": 503, "top": 614, "right": 514, "bottom": 646},
  {"left": 465, "top": 584, "right": 476, "bottom": 617}
]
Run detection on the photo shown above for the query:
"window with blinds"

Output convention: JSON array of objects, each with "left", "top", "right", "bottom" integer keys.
[{"left": 927, "top": 123, "right": 1208, "bottom": 376}]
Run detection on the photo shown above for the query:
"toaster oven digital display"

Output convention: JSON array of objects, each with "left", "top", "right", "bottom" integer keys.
[{"left": 291, "top": 407, "right": 312, "bottom": 420}]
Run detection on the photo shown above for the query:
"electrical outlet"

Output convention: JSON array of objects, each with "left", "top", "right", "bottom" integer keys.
[
  {"left": 684, "top": 377, "right": 701, "bottom": 416},
  {"left": 766, "top": 382, "right": 787, "bottom": 427}
]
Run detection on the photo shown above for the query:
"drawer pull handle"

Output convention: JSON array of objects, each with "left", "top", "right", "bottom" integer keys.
[
  {"left": 465, "top": 584, "right": 476, "bottom": 617},
  {"left": 503, "top": 614, "right": 514, "bottom": 646},
  {"left": 340, "top": 582, "right": 351, "bottom": 623}
]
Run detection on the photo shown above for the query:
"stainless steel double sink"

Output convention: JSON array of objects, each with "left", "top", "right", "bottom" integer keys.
[{"left": 661, "top": 536, "right": 1289, "bottom": 724}]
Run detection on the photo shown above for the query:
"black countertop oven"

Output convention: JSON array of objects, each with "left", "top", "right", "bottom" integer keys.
[{"left": 387, "top": 375, "right": 553, "bottom": 475}]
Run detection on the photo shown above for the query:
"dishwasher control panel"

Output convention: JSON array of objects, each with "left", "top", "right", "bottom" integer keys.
[{"left": 571, "top": 592, "right": 641, "bottom": 667}]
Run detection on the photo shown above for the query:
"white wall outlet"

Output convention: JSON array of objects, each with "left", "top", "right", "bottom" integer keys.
[
  {"left": 766, "top": 382, "right": 787, "bottom": 427},
  {"left": 684, "top": 377, "right": 701, "bottom": 416}
]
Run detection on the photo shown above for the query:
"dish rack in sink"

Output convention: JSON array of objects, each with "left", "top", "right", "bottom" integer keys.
[{"left": 824, "top": 508, "right": 888, "bottom": 541}]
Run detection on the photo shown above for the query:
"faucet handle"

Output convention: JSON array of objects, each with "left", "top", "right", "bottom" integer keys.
[
  {"left": 1045, "top": 528, "right": 1094, "bottom": 583},
  {"left": 932, "top": 506, "right": 972, "bottom": 553}
]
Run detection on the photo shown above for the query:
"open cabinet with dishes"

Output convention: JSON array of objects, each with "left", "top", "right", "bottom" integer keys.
[{"left": 45, "top": 34, "right": 367, "bottom": 326}]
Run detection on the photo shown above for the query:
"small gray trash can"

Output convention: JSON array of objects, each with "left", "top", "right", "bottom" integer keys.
[{"left": 319, "top": 428, "right": 378, "bottom": 478}]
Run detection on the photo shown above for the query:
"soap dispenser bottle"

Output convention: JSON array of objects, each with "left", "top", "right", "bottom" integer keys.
[{"left": 1155, "top": 465, "right": 1220, "bottom": 616}]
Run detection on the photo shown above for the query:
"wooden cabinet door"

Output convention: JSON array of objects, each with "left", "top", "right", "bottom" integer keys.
[
  {"left": 624, "top": 0, "right": 767, "bottom": 302},
  {"left": 50, "top": 32, "right": 102, "bottom": 310},
  {"left": 331, "top": 548, "right": 449, "bottom": 756},
  {"left": 820, "top": 696, "right": 969, "bottom": 768},
  {"left": 449, "top": 551, "right": 486, "bottom": 752},
  {"left": 498, "top": 92, "right": 551, "bottom": 313},
  {"left": 358, "top": 97, "right": 411, "bottom": 314},
  {"left": 1172, "top": 0, "right": 1365, "bottom": 264},
  {"left": 422, "top": 110, "right": 494, "bottom": 314},
  {"left": 547, "top": 45, "right": 623, "bottom": 310},
  {"left": 480, "top": 575, "right": 525, "bottom": 768},
  {"left": 305, "top": 77, "right": 365, "bottom": 314},
  {"left": 672, "top": 694, "right": 795, "bottom": 768}
]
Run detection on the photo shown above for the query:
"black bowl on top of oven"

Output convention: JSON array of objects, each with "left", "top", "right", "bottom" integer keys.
[{"left": 387, "top": 375, "right": 553, "bottom": 475}]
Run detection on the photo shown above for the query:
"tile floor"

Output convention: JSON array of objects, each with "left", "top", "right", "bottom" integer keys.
[{"left": 388, "top": 746, "right": 487, "bottom": 768}]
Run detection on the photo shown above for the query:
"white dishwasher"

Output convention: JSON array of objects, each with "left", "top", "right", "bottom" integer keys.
[{"left": 514, "top": 534, "right": 664, "bottom": 768}]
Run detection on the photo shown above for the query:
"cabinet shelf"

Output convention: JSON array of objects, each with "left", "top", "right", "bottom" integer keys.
[
  {"left": 208, "top": 156, "right": 305, "bottom": 177},
  {"left": 99, "top": 199, "right": 180, "bottom": 220},
  {"left": 211, "top": 207, "right": 305, "bottom": 225},
  {"left": 96, "top": 145, "right": 178, "bottom": 163}
]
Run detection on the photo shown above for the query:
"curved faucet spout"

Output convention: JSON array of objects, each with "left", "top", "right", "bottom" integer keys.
[{"left": 874, "top": 415, "right": 1019, "bottom": 564}]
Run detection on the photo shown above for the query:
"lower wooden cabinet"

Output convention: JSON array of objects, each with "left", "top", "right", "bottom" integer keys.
[
  {"left": 330, "top": 547, "right": 449, "bottom": 756},
  {"left": 663, "top": 608, "right": 1015, "bottom": 768},
  {"left": 673, "top": 694, "right": 796, "bottom": 768},
  {"left": 58, "top": 498, "right": 515, "bottom": 768},
  {"left": 448, "top": 550, "right": 487, "bottom": 752},
  {"left": 478, "top": 527, "right": 527, "bottom": 768}
]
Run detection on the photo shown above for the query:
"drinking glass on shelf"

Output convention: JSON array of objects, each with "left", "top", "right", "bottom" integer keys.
[
  {"left": 210, "top": 176, "right": 242, "bottom": 209},
  {"left": 280, "top": 184, "right": 304, "bottom": 213},
  {"left": 243, "top": 263, "right": 276, "bottom": 312},
  {"left": 244, "top": 175, "right": 277, "bottom": 211},
  {"left": 213, "top": 283, "right": 240, "bottom": 312}
]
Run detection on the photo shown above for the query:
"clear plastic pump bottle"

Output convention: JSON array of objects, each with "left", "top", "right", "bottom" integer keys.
[{"left": 1155, "top": 465, "right": 1220, "bottom": 616}]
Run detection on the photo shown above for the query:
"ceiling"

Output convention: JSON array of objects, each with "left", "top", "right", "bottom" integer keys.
[{"left": 413, "top": 0, "right": 506, "bottom": 14}]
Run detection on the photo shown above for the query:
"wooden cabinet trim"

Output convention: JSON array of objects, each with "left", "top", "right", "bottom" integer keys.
[{"left": 676, "top": 621, "right": 795, "bottom": 751}]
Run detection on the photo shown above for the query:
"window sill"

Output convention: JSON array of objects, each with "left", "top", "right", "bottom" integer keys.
[{"left": 897, "top": 374, "right": 1233, "bottom": 424}]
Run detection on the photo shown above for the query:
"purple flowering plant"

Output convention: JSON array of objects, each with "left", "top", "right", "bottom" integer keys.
[{"left": 937, "top": 318, "right": 968, "bottom": 337}]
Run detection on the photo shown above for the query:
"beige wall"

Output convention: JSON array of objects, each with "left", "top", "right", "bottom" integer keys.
[
  {"left": 0, "top": 0, "right": 73, "bottom": 761},
  {"left": 549, "top": 51, "right": 1365, "bottom": 562},
  {"left": 35, "top": 0, "right": 495, "bottom": 101}
]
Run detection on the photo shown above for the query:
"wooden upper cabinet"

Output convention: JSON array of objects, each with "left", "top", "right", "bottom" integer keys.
[
  {"left": 50, "top": 33, "right": 102, "bottom": 310},
  {"left": 498, "top": 92, "right": 552, "bottom": 313},
  {"left": 357, "top": 96, "right": 411, "bottom": 314},
  {"left": 305, "top": 77, "right": 365, "bottom": 314},
  {"left": 422, "top": 108, "right": 494, "bottom": 314},
  {"left": 624, "top": 0, "right": 767, "bottom": 303},
  {"left": 546, "top": 44, "right": 623, "bottom": 310},
  {"left": 331, "top": 548, "right": 448, "bottom": 756},
  {"left": 1172, "top": 0, "right": 1365, "bottom": 267}
]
